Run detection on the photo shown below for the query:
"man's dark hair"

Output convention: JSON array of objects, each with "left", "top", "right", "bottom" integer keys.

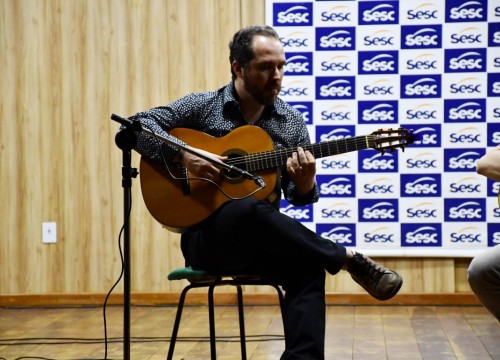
[{"left": 229, "top": 25, "right": 280, "bottom": 80}]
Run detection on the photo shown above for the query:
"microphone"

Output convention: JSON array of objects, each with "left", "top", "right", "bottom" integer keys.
[{"left": 111, "top": 113, "right": 142, "bottom": 131}]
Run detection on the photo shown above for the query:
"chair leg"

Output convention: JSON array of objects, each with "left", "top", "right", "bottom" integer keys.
[
  {"left": 270, "top": 283, "right": 285, "bottom": 319},
  {"left": 167, "top": 284, "right": 194, "bottom": 360},
  {"left": 236, "top": 284, "right": 247, "bottom": 360},
  {"left": 208, "top": 283, "right": 217, "bottom": 360}
]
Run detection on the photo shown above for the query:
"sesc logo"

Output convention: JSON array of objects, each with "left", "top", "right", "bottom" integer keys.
[
  {"left": 449, "top": 127, "right": 482, "bottom": 145},
  {"left": 488, "top": 73, "right": 500, "bottom": 97},
  {"left": 280, "top": 80, "right": 309, "bottom": 97},
  {"left": 488, "top": 122, "right": 500, "bottom": 146},
  {"left": 406, "top": 53, "right": 438, "bottom": 71},
  {"left": 494, "top": 107, "right": 500, "bottom": 118},
  {"left": 320, "top": 5, "right": 353, "bottom": 23},
  {"left": 488, "top": 223, "right": 500, "bottom": 247},
  {"left": 363, "top": 29, "right": 396, "bottom": 47},
  {"left": 359, "top": 151, "right": 398, "bottom": 173},
  {"left": 358, "top": 51, "right": 398, "bottom": 74},
  {"left": 320, "top": 55, "right": 352, "bottom": 73},
  {"left": 363, "top": 177, "right": 395, "bottom": 195},
  {"left": 358, "top": 101, "right": 397, "bottom": 124},
  {"left": 317, "top": 224, "right": 356, "bottom": 245},
  {"left": 316, "top": 27, "right": 356, "bottom": 50},
  {"left": 402, "top": 224, "right": 442, "bottom": 246},
  {"left": 406, "top": 152, "right": 438, "bottom": 170},
  {"left": 280, "top": 32, "right": 309, "bottom": 49},
  {"left": 444, "top": 148, "right": 485, "bottom": 172},
  {"left": 320, "top": 104, "right": 351, "bottom": 121},
  {"left": 320, "top": 201, "right": 354, "bottom": 220},
  {"left": 444, "top": 199, "right": 485, "bottom": 222},
  {"left": 316, "top": 76, "right": 355, "bottom": 99},
  {"left": 289, "top": 102, "right": 313, "bottom": 125},
  {"left": 317, "top": 175, "right": 355, "bottom": 197},
  {"left": 284, "top": 53, "right": 313, "bottom": 76},
  {"left": 409, "top": 125, "right": 441, "bottom": 147},
  {"left": 405, "top": 102, "right": 438, "bottom": 121},
  {"left": 445, "top": 49, "right": 486, "bottom": 73},
  {"left": 316, "top": 125, "right": 355, "bottom": 142},
  {"left": 489, "top": 23, "right": 500, "bottom": 47},
  {"left": 363, "top": 227, "right": 396, "bottom": 244},
  {"left": 406, "top": 3, "right": 439, "bottom": 21},
  {"left": 445, "top": 0, "right": 486, "bottom": 22},
  {"left": 449, "top": 77, "right": 482, "bottom": 95},
  {"left": 359, "top": 199, "right": 398, "bottom": 222},
  {"left": 280, "top": 201, "right": 313, "bottom": 222},
  {"left": 491, "top": 179, "right": 500, "bottom": 198},
  {"left": 401, "top": 174, "right": 441, "bottom": 197},
  {"left": 450, "top": 27, "right": 483, "bottom": 45},
  {"left": 273, "top": 3, "right": 313, "bottom": 26},
  {"left": 406, "top": 202, "right": 438, "bottom": 220},
  {"left": 449, "top": 176, "right": 482, "bottom": 194},
  {"left": 401, "top": 75, "right": 441, "bottom": 98},
  {"left": 363, "top": 79, "right": 396, "bottom": 96},
  {"left": 444, "top": 99, "right": 485, "bottom": 122},
  {"left": 401, "top": 25, "right": 442, "bottom": 49},
  {"left": 450, "top": 226, "right": 482, "bottom": 243},
  {"left": 320, "top": 158, "right": 352, "bottom": 170},
  {"left": 359, "top": 1, "right": 399, "bottom": 25}
]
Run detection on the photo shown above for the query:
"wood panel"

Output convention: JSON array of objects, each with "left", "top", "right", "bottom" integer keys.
[{"left": 0, "top": 0, "right": 476, "bottom": 300}]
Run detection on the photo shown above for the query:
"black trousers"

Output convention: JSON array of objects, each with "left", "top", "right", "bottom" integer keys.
[{"left": 181, "top": 198, "right": 347, "bottom": 359}]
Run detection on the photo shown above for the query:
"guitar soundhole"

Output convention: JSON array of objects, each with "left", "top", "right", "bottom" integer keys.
[{"left": 221, "top": 149, "right": 248, "bottom": 184}]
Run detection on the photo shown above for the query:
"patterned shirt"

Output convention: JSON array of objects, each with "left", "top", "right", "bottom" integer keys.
[{"left": 131, "top": 81, "right": 319, "bottom": 206}]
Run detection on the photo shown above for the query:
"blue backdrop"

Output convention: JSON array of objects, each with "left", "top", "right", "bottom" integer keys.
[{"left": 266, "top": 0, "right": 500, "bottom": 256}]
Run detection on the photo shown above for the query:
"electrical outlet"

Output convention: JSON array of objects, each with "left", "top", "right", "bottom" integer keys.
[{"left": 42, "top": 222, "right": 57, "bottom": 243}]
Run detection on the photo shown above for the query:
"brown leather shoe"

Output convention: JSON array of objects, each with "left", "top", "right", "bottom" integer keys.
[{"left": 347, "top": 252, "right": 403, "bottom": 300}]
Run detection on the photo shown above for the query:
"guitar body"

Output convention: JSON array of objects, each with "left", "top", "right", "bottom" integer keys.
[{"left": 140, "top": 126, "right": 277, "bottom": 230}]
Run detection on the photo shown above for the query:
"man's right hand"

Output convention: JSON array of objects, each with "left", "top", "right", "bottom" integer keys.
[{"left": 180, "top": 148, "right": 227, "bottom": 180}]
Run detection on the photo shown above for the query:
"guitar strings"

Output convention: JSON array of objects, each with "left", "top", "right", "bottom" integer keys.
[
  {"left": 225, "top": 131, "right": 408, "bottom": 171},
  {"left": 226, "top": 135, "right": 375, "bottom": 171}
]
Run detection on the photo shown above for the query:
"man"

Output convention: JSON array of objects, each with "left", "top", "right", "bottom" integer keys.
[
  {"left": 130, "top": 25, "right": 403, "bottom": 359},
  {"left": 468, "top": 146, "right": 500, "bottom": 321}
]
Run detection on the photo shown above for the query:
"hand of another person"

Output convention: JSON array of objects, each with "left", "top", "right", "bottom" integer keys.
[
  {"left": 477, "top": 146, "right": 500, "bottom": 181},
  {"left": 286, "top": 147, "right": 316, "bottom": 196}
]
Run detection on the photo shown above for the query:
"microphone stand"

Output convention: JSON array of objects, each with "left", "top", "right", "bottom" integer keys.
[{"left": 113, "top": 119, "right": 141, "bottom": 360}]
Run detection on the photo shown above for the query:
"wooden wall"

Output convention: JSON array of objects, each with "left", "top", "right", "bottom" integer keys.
[{"left": 0, "top": 0, "right": 474, "bottom": 303}]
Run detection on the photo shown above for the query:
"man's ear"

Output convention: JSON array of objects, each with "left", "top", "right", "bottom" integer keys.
[{"left": 232, "top": 61, "right": 243, "bottom": 78}]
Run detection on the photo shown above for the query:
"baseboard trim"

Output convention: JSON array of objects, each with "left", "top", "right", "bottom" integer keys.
[{"left": 0, "top": 292, "right": 481, "bottom": 307}]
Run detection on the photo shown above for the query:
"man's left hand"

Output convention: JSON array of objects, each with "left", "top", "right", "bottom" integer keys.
[{"left": 286, "top": 147, "right": 316, "bottom": 196}]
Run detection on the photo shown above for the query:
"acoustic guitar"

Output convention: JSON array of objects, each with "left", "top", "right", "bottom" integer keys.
[{"left": 140, "top": 125, "right": 416, "bottom": 231}]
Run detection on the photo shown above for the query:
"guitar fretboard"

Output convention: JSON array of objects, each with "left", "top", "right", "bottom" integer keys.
[{"left": 227, "top": 135, "right": 375, "bottom": 172}]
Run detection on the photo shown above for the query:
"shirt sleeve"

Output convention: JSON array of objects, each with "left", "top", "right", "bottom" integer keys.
[{"left": 128, "top": 93, "right": 202, "bottom": 162}]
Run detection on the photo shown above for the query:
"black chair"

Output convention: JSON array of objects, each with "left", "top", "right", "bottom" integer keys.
[{"left": 166, "top": 266, "right": 285, "bottom": 360}]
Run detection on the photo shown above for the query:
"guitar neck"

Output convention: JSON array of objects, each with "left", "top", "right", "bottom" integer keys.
[{"left": 228, "top": 134, "right": 375, "bottom": 172}]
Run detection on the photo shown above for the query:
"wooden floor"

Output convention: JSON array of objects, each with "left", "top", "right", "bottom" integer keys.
[{"left": 0, "top": 304, "right": 499, "bottom": 360}]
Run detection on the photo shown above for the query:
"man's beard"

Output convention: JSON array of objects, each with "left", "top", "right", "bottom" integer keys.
[{"left": 243, "top": 73, "right": 280, "bottom": 106}]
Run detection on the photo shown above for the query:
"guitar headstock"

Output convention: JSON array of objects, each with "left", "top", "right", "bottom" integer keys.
[{"left": 371, "top": 127, "right": 419, "bottom": 154}]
